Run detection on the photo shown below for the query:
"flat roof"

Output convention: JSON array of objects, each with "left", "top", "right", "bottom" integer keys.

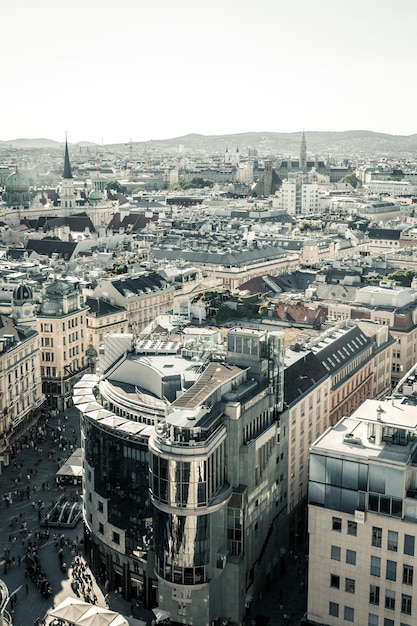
[{"left": 311, "top": 398, "right": 417, "bottom": 465}]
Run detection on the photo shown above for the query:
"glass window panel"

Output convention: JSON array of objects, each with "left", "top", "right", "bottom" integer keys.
[
  {"left": 391, "top": 498, "right": 402, "bottom": 517},
  {"left": 326, "top": 457, "right": 343, "bottom": 487},
  {"left": 309, "top": 481, "right": 325, "bottom": 505},
  {"left": 325, "top": 485, "right": 341, "bottom": 510},
  {"left": 329, "top": 602, "right": 339, "bottom": 617},
  {"left": 371, "top": 556, "right": 381, "bottom": 577},
  {"left": 404, "top": 534, "right": 415, "bottom": 556},
  {"left": 385, "top": 468, "right": 403, "bottom": 497},
  {"left": 387, "top": 530, "right": 398, "bottom": 552},
  {"left": 342, "top": 460, "right": 359, "bottom": 490},
  {"left": 369, "top": 493, "right": 379, "bottom": 512},
  {"left": 386, "top": 560, "right": 397, "bottom": 581},
  {"left": 340, "top": 488, "right": 358, "bottom": 514},
  {"left": 369, "top": 465, "right": 385, "bottom": 494},
  {"left": 358, "top": 463, "right": 368, "bottom": 491},
  {"left": 310, "top": 454, "right": 326, "bottom": 483},
  {"left": 331, "top": 545, "right": 341, "bottom": 561}
]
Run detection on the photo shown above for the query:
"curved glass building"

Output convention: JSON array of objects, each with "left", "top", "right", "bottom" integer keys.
[{"left": 75, "top": 328, "right": 285, "bottom": 625}]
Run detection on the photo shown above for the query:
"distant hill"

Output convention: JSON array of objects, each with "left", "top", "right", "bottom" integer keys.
[
  {"left": 129, "top": 130, "right": 417, "bottom": 156},
  {"left": 1, "top": 131, "right": 417, "bottom": 155},
  {"left": 0, "top": 138, "right": 98, "bottom": 149}
]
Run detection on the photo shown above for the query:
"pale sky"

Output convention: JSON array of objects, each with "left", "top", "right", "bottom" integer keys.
[{"left": 2, "top": 0, "right": 416, "bottom": 144}]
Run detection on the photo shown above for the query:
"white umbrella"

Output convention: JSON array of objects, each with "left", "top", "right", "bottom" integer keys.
[
  {"left": 49, "top": 597, "right": 91, "bottom": 623},
  {"left": 108, "top": 615, "right": 129, "bottom": 626},
  {"left": 77, "top": 606, "right": 120, "bottom": 626}
]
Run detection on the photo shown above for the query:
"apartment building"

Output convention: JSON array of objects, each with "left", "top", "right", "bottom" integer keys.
[
  {"left": 85, "top": 296, "right": 128, "bottom": 370},
  {"left": 0, "top": 312, "right": 44, "bottom": 468},
  {"left": 282, "top": 350, "right": 330, "bottom": 550},
  {"left": 328, "top": 283, "right": 417, "bottom": 386},
  {"left": 306, "top": 396, "right": 417, "bottom": 626},
  {"left": 92, "top": 272, "right": 175, "bottom": 333},
  {"left": 38, "top": 279, "right": 89, "bottom": 411}
]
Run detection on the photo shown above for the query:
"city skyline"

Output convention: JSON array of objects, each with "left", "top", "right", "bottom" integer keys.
[{"left": 3, "top": 0, "right": 417, "bottom": 145}]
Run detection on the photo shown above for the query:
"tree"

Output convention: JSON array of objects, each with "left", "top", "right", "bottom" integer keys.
[
  {"left": 339, "top": 173, "right": 361, "bottom": 189},
  {"left": 106, "top": 180, "right": 127, "bottom": 194}
]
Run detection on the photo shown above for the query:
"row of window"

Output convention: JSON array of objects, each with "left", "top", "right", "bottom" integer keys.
[
  {"left": 332, "top": 518, "right": 415, "bottom": 556},
  {"left": 330, "top": 601, "right": 411, "bottom": 623},
  {"left": 369, "top": 583, "right": 413, "bottom": 611},
  {"left": 40, "top": 317, "right": 84, "bottom": 333}
]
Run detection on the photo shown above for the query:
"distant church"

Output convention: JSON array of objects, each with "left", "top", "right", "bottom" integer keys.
[{"left": 252, "top": 131, "right": 328, "bottom": 197}]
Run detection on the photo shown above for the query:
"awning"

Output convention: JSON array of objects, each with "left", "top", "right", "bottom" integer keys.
[
  {"left": 152, "top": 608, "right": 171, "bottom": 623},
  {"left": 57, "top": 463, "right": 83, "bottom": 477}
]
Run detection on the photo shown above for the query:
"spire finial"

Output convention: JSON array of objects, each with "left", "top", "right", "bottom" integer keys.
[{"left": 63, "top": 134, "right": 73, "bottom": 179}]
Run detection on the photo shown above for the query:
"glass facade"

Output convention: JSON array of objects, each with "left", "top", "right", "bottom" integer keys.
[
  {"left": 309, "top": 453, "right": 404, "bottom": 516},
  {"left": 154, "top": 509, "right": 209, "bottom": 584},
  {"left": 150, "top": 445, "right": 225, "bottom": 508},
  {"left": 83, "top": 415, "right": 152, "bottom": 554}
]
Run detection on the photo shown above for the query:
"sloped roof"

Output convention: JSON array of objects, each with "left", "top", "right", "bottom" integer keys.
[
  {"left": 311, "top": 326, "right": 371, "bottom": 375},
  {"left": 25, "top": 239, "right": 78, "bottom": 259},
  {"left": 368, "top": 228, "right": 401, "bottom": 241},
  {"left": 284, "top": 351, "right": 328, "bottom": 406},
  {"left": 110, "top": 272, "right": 168, "bottom": 298},
  {"left": 85, "top": 296, "right": 126, "bottom": 316},
  {"left": 151, "top": 244, "right": 288, "bottom": 267},
  {"left": 43, "top": 214, "right": 96, "bottom": 233}
]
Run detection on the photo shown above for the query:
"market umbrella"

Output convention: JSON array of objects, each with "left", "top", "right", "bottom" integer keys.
[
  {"left": 77, "top": 606, "right": 121, "bottom": 626},
  {"left": 107, "top": 615, "right": 129, "bottom": 626},
  {"left": 48, "top": 597, "right": 91, "bottom": 623}
]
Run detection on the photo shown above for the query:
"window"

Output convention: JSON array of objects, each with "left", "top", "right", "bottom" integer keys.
[
  {"left": 403, "top": 564, "right": 413, "bottom": 585},
  {"left": 372, "top": 527, "right": 382, "bottom": 547},
  {"left": 346, "top": 549, "right": 356, "bottom": 565},
  {"left": 330, "top": 574, "right": 340, "bottom": 588},
  {"left": 368, "top": 614, "right": 378, "bottom": 626},
  {"left": 344, "top": 606, "right": 354, "bottom": 622},
  {"left": 347, "top": 520, "right": 357, "bottom": 536},
  {"left": 112, "top": 532, "right": 120, "bottom": 544},
  {"left": 331, "top": 545, "right": 341, "bottom": 561},
  {"left": 386, "top": 560, "right": 397, "bottom": 581},
  {"left": 98, "top": 501, "right": 103, "bottom": 513},
  {"left": 369, "top": 585, "right": 380, "bottom": 605},
  {"left": 404, "top": 534, "right": 415, "bottom": 556},
  {"left": 371, "top": 556, "right": 381, "bottom": 577},
  {"left": 384, "top": 620, "right": 394, "bottom": 626},
  {"left": 385, "top": 589, "right": 395, "bottom": 610},
  {"left": 98, "top": 523, "right": 104, "bottom": 534},
  {"left": 387, "top": 530, "right": 398, "bottom": 552},
  {"left": 401, "top": 594, "right": 412, "bottom": 615},
  {"left": 332, "top": 516, "right": 342, "bottom": 531},
  {"left": 345, "top": 578, "right": 355, "bottom": 594},
  {"left": 329, "top": 602, "right": 339, "bottom": 617}
]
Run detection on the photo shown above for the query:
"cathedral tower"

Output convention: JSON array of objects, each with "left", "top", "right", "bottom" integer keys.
[{"left": 60, "top": 136, "right": 76, "bottom": 214}]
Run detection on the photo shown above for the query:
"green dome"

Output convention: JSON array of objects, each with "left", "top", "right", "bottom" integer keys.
[
  {"left": 5, "top": 168, "right": 31, "bottom": 208},
  {"left": 5, "top": 168, "right": 29, "bottom": 192},
  {"left": 89, "top": 189, "right": 102, "bottom": 200}
]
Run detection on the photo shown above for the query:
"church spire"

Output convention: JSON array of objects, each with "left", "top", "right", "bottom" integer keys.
[
  {"left": 299, "top": 130, "right": 307, "bottom": 171},
  {"left": 63, "top": 135, "right": 73, "bottom": 179}
]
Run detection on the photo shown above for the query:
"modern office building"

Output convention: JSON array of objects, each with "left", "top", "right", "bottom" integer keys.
[
  {"left": 75, "top": 327, "right": 286, "bottom": 626},
  {"left": 306, "top": 393, "right": 417, "bottom": 626}
]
